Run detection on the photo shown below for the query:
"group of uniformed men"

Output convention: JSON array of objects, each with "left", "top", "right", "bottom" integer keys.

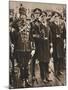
[{"left": 9, "top": 4, "right": 66, "bottom": 88}]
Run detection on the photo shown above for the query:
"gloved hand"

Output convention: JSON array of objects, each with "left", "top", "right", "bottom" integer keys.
[{"left": 31, "top": 50, "right": 35, "bottom": 57}]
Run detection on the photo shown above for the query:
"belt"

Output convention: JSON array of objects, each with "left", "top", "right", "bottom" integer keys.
[
  {"left": 33, "top": 34, "right": 40, "bottom": 38},
  {"left": 56, "top": 35, "right": 61, "bottom": 38},
  {"left": 44, "top": 37, "right": 48, "bottom": 40}
]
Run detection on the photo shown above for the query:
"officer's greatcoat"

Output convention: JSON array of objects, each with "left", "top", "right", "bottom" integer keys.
[
  {"left": 30, "top": 19, "right": 52, "bottom": 62},
  {"left": 49, "top": 22, "right": 64, "bottom": 60},
  {"left": 56, "top": 24, "right": 65, "bottom": 58}
]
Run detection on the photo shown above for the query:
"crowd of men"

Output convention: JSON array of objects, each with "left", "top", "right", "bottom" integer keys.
[{"left": 9, "top": 4, "right": 66, "bottom": 88}]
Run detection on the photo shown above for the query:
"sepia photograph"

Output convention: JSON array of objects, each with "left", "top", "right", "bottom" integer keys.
[{"left": 9, "top": 1, "right": 66, "bottom": 89}]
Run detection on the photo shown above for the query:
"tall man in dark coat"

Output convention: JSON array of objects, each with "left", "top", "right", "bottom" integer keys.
[
  {"left": 55, "top": 15, "right": 65, "bottom": 74},
  {"left": 30, "top": 8, "right": 52, "bottom": 82},
  {"left": 60, "top": 17, "right": 66, "bottom": 70},
  {"left": 48, "top": 12, "right": 59, "bottom": 76},
  {"left": 39, "top": 11, "right": 52, "bottom": 82},
  {"left": 30, "top": 8, "right": 43, "bottom": 81},
  {"left": 49, "top": 12, "right": 65, "bottom": 76}
]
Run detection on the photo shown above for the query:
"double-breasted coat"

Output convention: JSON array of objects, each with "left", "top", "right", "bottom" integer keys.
[
  {"left": 56, "top": 23, "right": 65, "bottom": 58},
  {"left": 30, "top": 19, "right": 52, "bottom": 63},
  {"left": 49, "top": 21, "right": 64, "bottom": 60}
]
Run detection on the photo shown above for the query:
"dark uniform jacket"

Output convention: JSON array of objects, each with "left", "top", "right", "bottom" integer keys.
[
  {"left": 30, "top": 19, "right": 52, "bottom": 62},
  {"left": 56, "top": 23, "right": 65, "bottom": 58},
  {"left": 49, "top": 22, "right": 64, "bottom": 59},
  {"left": 15, "top": 28, "right": 31, "bottom": 52},
  {"left": 11, "top": 20, "right": 31, "bottom": 62}
]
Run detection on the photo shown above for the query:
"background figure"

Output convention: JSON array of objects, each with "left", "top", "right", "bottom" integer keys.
[
  {"left": 59, "top": 16, "right": 66, "bottom": 70},
  {"left": 55, "top": 15, "right": 65, "bottom": 75},
  {"left": 9, "top": 21, "right": 14, "bottom": 73},
  {"left": 48, "top": 12, "right": 59, "bottom": 76},
  {"left": 49, "top": 12, "right": 65, "bottom": 76},
  {"left": 39, "top": 11, "right": 52, "bottom": 82},
  {"left": 9, "top": 17, "right": 17, "bottom": 88}
]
